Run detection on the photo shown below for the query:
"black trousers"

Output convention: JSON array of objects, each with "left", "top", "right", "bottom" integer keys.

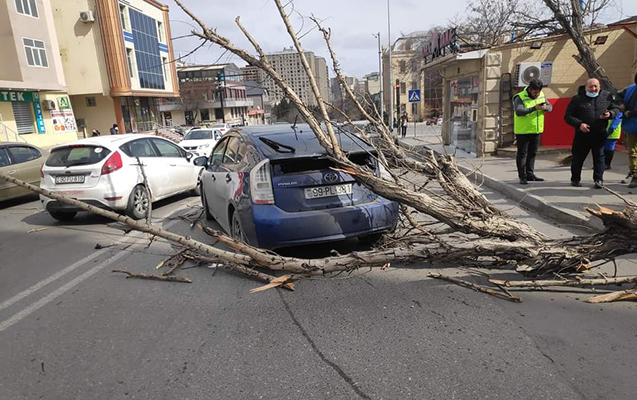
[
  {"left": 516, "top": 134, "right": 540, "bottom": 179},
  {"left": 571, "top": 132, "right": 605, "bottom": 182}
]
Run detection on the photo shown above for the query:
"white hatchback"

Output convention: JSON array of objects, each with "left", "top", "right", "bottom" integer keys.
[
  {"left": 178, "top": 128, "right": 222, "bottom": 157},
  {"left": 40, "top": 135, "right": 200, "bottom": 221}
]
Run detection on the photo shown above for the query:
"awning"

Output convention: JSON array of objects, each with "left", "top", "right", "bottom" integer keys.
[
  {"left": 248, "top": 109, "right": 264, "bottom": 116},
  {"left": 421, "top": 49, "right": 489, "bottom": 71}
]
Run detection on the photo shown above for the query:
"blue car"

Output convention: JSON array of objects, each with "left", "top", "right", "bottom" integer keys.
[{"left": 195, "top": 124, "right": 399, "bottom": 249}]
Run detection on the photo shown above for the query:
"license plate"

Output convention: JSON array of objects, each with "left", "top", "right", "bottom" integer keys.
[
  {"left": 55, "top": 175, "right": 85, "bottom": 184},
  {"left": 304, "top": 184, "right": 352, "bottom": 199}
]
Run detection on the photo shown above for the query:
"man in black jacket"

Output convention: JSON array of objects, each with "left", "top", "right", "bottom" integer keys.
[{"left": 564, "top": 78, "right": 619, "bottom": 188}]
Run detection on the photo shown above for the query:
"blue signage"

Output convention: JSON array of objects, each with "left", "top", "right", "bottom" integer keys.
[{"left": 408, "top": 89, "right": 421, "bottom": 103}]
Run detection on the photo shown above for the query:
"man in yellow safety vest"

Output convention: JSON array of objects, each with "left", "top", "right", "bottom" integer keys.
[{"left": 513, "top": 79, "right": 552, "bottom": 184}]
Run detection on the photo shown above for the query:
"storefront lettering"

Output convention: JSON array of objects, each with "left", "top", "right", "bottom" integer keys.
[
  {"left": 422, "top": 28, "right": 457, "bottom": 63},
  {"left": 0, "top": 91, "right": 28, "bottom": 102}
]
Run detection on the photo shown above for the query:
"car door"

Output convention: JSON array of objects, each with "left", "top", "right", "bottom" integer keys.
[
  {"left": 0, "top": 146, "right": 18, "bottom": 201},
  {"left": 1, "top": 145, "right": 42, "bottom": 200},
  {"left": 211, "top": 136, "right": 245, "bottom": 231},
  {"left": 121, "top": 138, "right": 169, "bottom": 200},
  {"left": 203, "top": 137, "right": 229, "bottom": 221},
  {"left": 150, "top": 138, "right": 195, "bottom": 194}
]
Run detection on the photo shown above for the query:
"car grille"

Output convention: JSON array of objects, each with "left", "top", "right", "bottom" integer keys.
[{"left": 183, "top": 146, "right": 198, "bottom": 151}]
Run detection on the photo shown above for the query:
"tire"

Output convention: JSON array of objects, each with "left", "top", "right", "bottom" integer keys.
[
  {"left": 201, "top": 190, "right": 214, "bottom": 221},
  {"left": 358, "top": 232, "right": 383, "bottom": 245},
  {"left": 49, "top": 210, "right": 77, "bottom": 222},
  {"left": 126, "top": 185, "right": 149, "bottom": 220},
  {"left": 230, "top": 210, "right": 246, "bottom": 243}
]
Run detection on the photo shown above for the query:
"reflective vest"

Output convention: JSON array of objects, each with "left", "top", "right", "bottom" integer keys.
[
  {"left": 607, "top": 113, "right": 622, "bottom": 140},
  {"left": 513, "top": 89, "right": 546, "bottom": 134}
]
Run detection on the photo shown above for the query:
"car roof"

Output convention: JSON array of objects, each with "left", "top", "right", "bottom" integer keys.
[
  {"left": 49, "top": 134, "right": 159, "bottom": 151},
  {"left": 0, "top": 142, "right": 43, "bottom": 148},
  {"left": 239, "top": 124, "right": 374, "bottom": 159}
]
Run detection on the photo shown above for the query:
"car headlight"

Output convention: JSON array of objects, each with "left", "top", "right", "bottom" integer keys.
[{"left": 198, "top": 143, "right": 210, "bottom": 149}]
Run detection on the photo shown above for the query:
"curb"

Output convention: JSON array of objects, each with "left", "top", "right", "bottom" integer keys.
[{"left": 398, "top": 139, "right": 602, "bottom": 231}]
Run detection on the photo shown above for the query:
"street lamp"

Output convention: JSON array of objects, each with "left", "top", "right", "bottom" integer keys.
[
  {"left": 373, "top": 32, "right": 383, "bottom": 120},
  {"left": 386, "top": 0, "right": 393, "bottom": 132}
]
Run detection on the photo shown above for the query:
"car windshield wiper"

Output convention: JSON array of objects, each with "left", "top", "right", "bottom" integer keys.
[
  {"left": 64, "top": 161, "right": 93, "bottom": 167},
  {"left": 259, "top": 137, "right": 295, "bottom": 153}
]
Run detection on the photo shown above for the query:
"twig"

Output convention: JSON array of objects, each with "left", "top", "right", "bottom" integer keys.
[
  {"left": 429, "top": 273, "right": 522, "bottom": 302},
  {"left": 112, "top": 269, "right": 192, "bottom": 283}
]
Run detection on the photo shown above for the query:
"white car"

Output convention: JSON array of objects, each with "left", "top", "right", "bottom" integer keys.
[
  {"left": 40, "top": 135, "right": 201, "bottom": 221},
  {"left": 179, "top": 128, "right": 222, "bottom": 157},
  {"left": 210, "top": 123, "right": 229, "bottom": 135}
]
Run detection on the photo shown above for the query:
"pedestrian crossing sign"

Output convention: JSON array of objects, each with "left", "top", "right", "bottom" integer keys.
[{"left": 408, "top": 89, "right": 421, "bottom": 103}]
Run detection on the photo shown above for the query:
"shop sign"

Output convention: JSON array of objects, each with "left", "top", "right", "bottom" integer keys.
[
  {"left": 50, "top": 109, "right": 78, "bottom": 132},
  {"left": 57, "top": 96, "right": 71, "bottom": 110},
  {"left": 32, "top": 92, "right": 46, "bottom": 134},
  {"left": 422, "top": 28, "right": 457, "bottom": 63},
  {"left": 0, "top": 91, "right": 34, "bottom": 102}
]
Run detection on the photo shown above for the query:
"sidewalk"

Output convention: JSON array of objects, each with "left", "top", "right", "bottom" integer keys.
[{"left": 398, "top": 126, "right": 633, "bottom": 231}]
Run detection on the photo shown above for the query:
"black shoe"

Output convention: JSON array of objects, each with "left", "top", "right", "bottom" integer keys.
[
  {"left": 594, "top": 180, "right": 604, "bottom": 189},
  {"left": 519, "top": 178, "right": 528, "bottom": 185},
  {"left": 526, "top": 175, "right": 545, "bottom": 182},
  {"left": 571, "top": 180, "right": 582, "bottom": 187},
  {"left": 622, "top": 172, "right": 634, "bottom": 184},
  {"left": 629, "top": 177, "right": 637, "bottom": 188},
  {"left": 604, "top": 165, "right": 611, "bottom": 170}
]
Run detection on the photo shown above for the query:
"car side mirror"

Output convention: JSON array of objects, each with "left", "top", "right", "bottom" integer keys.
[
  {"left": 193, "top": 156, "right": 208, "bottom": 167},
  {"left": 185, "top": 152, "right": 194, "bottom": 161}
]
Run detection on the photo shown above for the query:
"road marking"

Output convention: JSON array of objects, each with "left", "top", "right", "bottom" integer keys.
[
  {"left": 0, "top": 219, "right": 180, "bottom": 331},
  {"left": 0, "top": 248, "right": 109, "bottom": 312},
  {"left": 0, "top": 250, "right": 131, "bottom": 332}
]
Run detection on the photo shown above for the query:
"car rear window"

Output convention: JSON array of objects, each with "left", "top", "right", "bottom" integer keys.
[
  {"left": 46, "top": 145, "right": 111, "bottom": 167},
  {"left": 185, "top": 130, "right": 213, "bottom": 140}
]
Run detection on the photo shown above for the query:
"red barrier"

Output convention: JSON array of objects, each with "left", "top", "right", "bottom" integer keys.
[{"left": 541, "top": 98, "right": 574, "bottom": 147}]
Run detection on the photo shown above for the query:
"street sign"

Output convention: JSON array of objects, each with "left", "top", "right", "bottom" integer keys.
[{"left": 408, "top": 89, "right": 421, "bottom": 103}]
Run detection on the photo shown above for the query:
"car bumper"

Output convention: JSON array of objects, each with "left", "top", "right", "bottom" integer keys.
[
  {"left": 250, "top": 197, "right": 399, "bottom": 249},
  {"left": 40, "top": 187, "right": 131, "bottom": 213}
]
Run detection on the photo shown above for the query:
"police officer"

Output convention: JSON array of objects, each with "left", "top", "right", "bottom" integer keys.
[{"left": 513, "top": 79, "right": 552, "bottom": 184}]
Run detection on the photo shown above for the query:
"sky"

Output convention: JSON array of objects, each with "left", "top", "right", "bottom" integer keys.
[{"left": 168, "top": 0, "right": 637, "bottom": 79}]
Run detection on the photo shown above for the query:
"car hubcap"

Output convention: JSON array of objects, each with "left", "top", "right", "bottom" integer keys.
[
  {"left": 134, "top": 188, "right": 148, "bottom": 214},
  {"left": 232, "top": 216, "right": 242, "bottom": 241}
]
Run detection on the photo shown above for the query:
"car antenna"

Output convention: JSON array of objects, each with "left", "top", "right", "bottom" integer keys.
[{"left": 291, "top": 115, "right": 299, "bottom": 140}]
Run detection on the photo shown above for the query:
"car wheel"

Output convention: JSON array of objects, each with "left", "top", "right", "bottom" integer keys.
[
  {"left": 230, "top": 211, "right": 246, "bottom": 243},
  {"left": 126, "top": 185, "right": 149, "bottom": 220},
  {"left": 49, "top": 210, "right": 77, "bottom": 222},
  {"left": 358, "top": 232, "right": 383, "bottom": 245},
  {"left": 201, "top": 190, "right": 214, "bottom": 221}
]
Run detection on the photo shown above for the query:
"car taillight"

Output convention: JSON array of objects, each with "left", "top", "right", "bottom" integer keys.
[
  {"left": 40, "top": 164, "right": 44, "bottom": 178},
  {"left": 101, "top": 151, "right": 122, "bottom": 175},
  {"left": 250, "top": 159, "right": 274, "bottom": 205}
]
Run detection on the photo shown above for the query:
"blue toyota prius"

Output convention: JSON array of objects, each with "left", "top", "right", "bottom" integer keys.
[{"left": 194, "top": 124, "right": 399, "bottom": 249}]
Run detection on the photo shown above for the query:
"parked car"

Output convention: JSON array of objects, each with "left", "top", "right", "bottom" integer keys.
[
  {"left": 40, "top": 135, "right": 201, "bottom": 221},
  {"left": 195, "top": 124, "right": 399, "bottom": 249},
  {"left": 0, "top": 142, "right": 48, "bottom": 202},
  {"left": 210, "top": 123, "right": 230, "bottom": 135},
  {"left": 179, "top": 128, "right": 222, "bottom": 157}
]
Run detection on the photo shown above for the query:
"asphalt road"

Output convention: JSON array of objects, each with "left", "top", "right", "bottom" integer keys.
[{"left": 1, "top": 189, "right": 636, "bottom": 400}]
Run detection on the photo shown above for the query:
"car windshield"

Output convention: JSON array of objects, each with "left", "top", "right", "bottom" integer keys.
[
  {"left": 185, "top": 130, "right": 213, "bottom": 140},
  {"left": 46, "top": 145, "right": 111, "bottom": 167}
]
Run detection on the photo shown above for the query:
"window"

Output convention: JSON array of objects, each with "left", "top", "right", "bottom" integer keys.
[
  {"left": 7, "top": 146, "right": 39, "bottom": 163},
  {"left": 15, "top": 0, "right": 38, "bottom": 18},
  {"left": 0, "top": 148, "right": 11, "bottom": 167},
  {"left": 123, "top": 139, "right": 157, "bottom": 158},
  {"left": 210, "top": 138, "right": 229, "bottom": 164},
  {"left": 86, "top": 97, "right": 97, "bottom": 107},
  {"left": 11, "top": 102, "right": 34, "bottom": 134},
  {"left": 119, "top": 5, "right": 130, "bottom": 31},
  {"left": 151, "top": 138, "right": 183, "bottom": 157},
  {"left": 162, "top": 57, "right": 168, "bottom": 81},
  {"left": 157, "top": 21, "right": 165, "bottom": 43},
  {"left": 399, "top": 60, "right": 406, "bottom": 73},
  {"left": 130, "top": 9, "right": 165, "bottom": 89},
  {"left": 223, "top": 137, "right": 241, "bottom": 164},
  {"left": 23, "top": 38, "right": 48, "bottom": 67},
  {"left": 126, "top": 48, "right": 135, "bottom": 78},
  {"left": 400, "top": 82, "right": 406, "bottom": 95}
]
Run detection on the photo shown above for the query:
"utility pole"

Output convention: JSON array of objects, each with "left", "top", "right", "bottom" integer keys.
[
  {"left": 387, "top": 0, "right": 393, "bottom": 132},
  {"left": 373, "top": 32, "right": 383, "bottom": 121}
]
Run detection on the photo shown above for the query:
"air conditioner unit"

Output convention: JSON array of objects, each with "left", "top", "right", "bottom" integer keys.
[
  {"left": 42, "top": 100, "right": 56, "bottom": 110},
  {"left": 514, "top": 62, "right": 553, "bottom": 87},
  {"left": 79, "top": 11, "right": 95, "bottom": 23}
]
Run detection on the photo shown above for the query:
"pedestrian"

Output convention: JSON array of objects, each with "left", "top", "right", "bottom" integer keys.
[
  {"left": 512, "top": 78, "right": 552, "bottom": 184},
  {"left": 400, "top": 113, "right": 408, "bottom": 138},
  {"left": 109, "top": 123, "right": 119, "bottom": 135},
  {"left": 91, "top": 129, "right": 101, "bottom": 137},
  {"left": 617, "top": 72, "right": 637, "bottom": 187},
  {"left": 564, "top": 78, "right": 619, "bottom": 188},
  {"left": 604, "top": 104, "right": 623, "bottom": 170}
]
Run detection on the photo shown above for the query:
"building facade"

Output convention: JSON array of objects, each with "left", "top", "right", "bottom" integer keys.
[
  {"left": 1, "top": 0, "right": 79, "bottom": 148},
  {"left": 422, "top": 19, "right": 637, "bottom": 156},
  {"left": 261, "top": 48, "right": 330, "bottom": 107},
  {"left": 245, "top": 81, "right": 270, "bottom": 125},
  {"left": 159, "top": 64, "right": 252, "bottom": 127},
  {"left": 51, "top": 0, "right": 179, "bottom": 135}
]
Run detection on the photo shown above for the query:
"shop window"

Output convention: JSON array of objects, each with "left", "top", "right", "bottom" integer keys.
[
  {"left": 11, "top": 102, "right": 35, "bottom": 134},
  {"left": 15, "top": 0, "right": 38, "bottom": 18},
  {"left": 23, "top": 38, "right": 48, "bottom": 67},
  {"left": 86, "top": 97, "right": 97, "bottom": 107}
]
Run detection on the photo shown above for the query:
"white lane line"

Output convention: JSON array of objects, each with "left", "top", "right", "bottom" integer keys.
[
  {"left": 0, "top": 248, "right": 109, "bottom": 312},
  {"left": 0, "top": 250, "right": 131, "bottom": 332}
]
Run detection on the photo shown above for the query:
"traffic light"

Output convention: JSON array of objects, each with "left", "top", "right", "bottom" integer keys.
[{"left": 219, "top": 72, "right": 225, "bottom": 82}]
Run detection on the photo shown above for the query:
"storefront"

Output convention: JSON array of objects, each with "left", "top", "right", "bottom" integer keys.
[
  {"left": 0, "top": 90, "right": 78, "bottom": 148},
  {"left": 120, "top": 97, "right": 160, "bottom": 133}
]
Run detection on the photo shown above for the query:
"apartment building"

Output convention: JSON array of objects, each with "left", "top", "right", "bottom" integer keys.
[
  {"left": 1, "top": 0, "right": 78, "bottom": 147},
  {"left": 51, "top": 0, "right": 179, "bottom": 134},
  {"left": 240, "top": 65, "right": 262, "bottom": 83},
  {"left": 261, "top": 48, "right": 330, "bottom": 106},
  {"left": 159, "top": 64, "right": 252, "bottom": 127}
]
